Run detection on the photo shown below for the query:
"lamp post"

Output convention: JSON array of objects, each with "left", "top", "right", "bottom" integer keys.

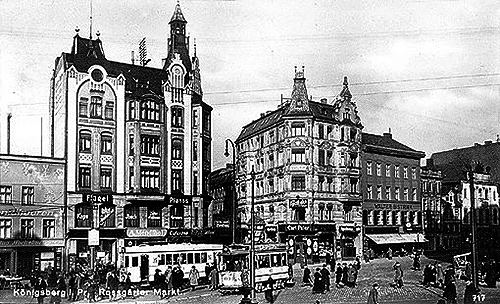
[
  {"left": 250, "top": 167, "right": 257, "bottom": 304},
  {"left": 224, "top": 138, "right": 237, "bottom": 245},
  {"left": 468, "top": 168, "right": 479, "bottom": 293}
]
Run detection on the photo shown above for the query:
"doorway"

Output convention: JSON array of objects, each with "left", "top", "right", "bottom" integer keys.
[{"left": 140, "top": 254, "right": 149, "bottom": 282}]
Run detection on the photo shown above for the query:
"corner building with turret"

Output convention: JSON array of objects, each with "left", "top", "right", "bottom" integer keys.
[
  {"left": 235, "top": 69, "right": 363, "bottom": 263},
  {"left": 49, "top": 3, "right": 212, "bottom": 269}
]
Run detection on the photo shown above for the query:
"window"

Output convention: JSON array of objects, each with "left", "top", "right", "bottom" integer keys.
[
  {"left": 0, "top": 219, "right": 12, "bottom": 238},
  {"left": 202, "top": 111, "right": 211, "bottom": 133},
  {"left": 412, "top": 188, "right": 417, "bottom": 201},
  {"left": 140, "top": 100, "right": 161, "bottom": 121},
  {"left": 291, "top": 123, "right": 305, "bottom": 136},
  {"left": 291, "top": 176, "right": 306, "bottom": 190},
  {"left": 79, "top": 130, "right": 91, "bottom": 153},
  {"left": 318, "top": 124, "right": 324, "bottom": 139},
  {"left": 193, "top": 142, "right": 198, "bottom": 161},
  {"left": 350, "top": 178, "right": 358, "bottom": 193},
  {"left": 79, "top": 97, "right": 88, "bottom": 117},
  {"left": 124, "top": 205, "right": 140, "bottom": 227},
  {"left": 21, "top": 219, "right": 34, "bottom": 238},
  {"left": 172, "top": 88, "right": 184, "bottom": 103},
  {"left": 367, "top": 161, "right": 372, "bottom": 175},
  {"left": 386, "top": 164, "right": 391, "bottom": 177},
  {"left": 293, "top": 208, "right": 306, "bottom": 221},
  {"left": 129, "top": 134, "right": 134, "bottom": 155},
  {"left": 194, "top": 207, "right": 199, "bottom": 227},
  {"left": 318, "top": 149, "right": 325, "bottom": 165},
  {"left": 386, "top": 186, "right": 391, "bottom": 200},
  {"left": 193, "top": 110, "right": 199, "bottom": 127},
  {"left": 100, "top": 168, "right": 112, "bottom": 190},
  {"left": 89, "top": 96, "right": 102, "bottom": 118},
  {"left": 377, "top": 186, "right": 382, "bottom": 199},
  {"left": 350, "top": 153, "right": 358, "bottom": 167},
  {"left": 291, "top": 148, "right": 305, "bottom": 163},
  {"left": 141, "top": 135, "right": 161, "bottom": 156},
  {"left": 193, "top": 172, "right": 198, "bottom": 195},
  {"left": 172, "top": 170, "right": 183, "bottom": 192},
  {"left": 129, "top": 101, "right": 136, "bottom": 120},
  {"left": 395, "top": 165, "right": 400, "bottom": 178},
  {"left": 129, "top": 167, "right": 134, "bottom": 190},
  {"left": 376, "top": 163, "right": 381, "bottom": 176},
  {"left": 404, "top": 167, "right": 408, "bottom": 179},
  {"left": 101, "top": 133, "right": 112, "bottom": 154},
  {"left": 269, "top": 178, "right": 274, "bottom": 193},
  {"left": 22, "top": 186, "right": 34, "bottom": 204},
  {"left": 171, "top": 106, "right": 184, "bottom": 128},
  {"left": 140, "top": 167, "right": 160, "bottom": 190},
  {"left": 170, "top": 205, "right": 184, "bottom": 228},
  {"left": 367, "top": 185, "right": 373, "bottom": 199},
  {"left": 75, "top": 204, "right": 92, "bottom": 227},
  {"left": 104, "top": 101, "right": 114, "bottom": 120},
  {"left": 395, "top": 187, "right": 400, "bottom": 201},
  {"left": 42, "top": 219, "right": 55, "bottom": 238},
  {"left": 147, "top": 207, "right": 162, "bottom": 227},
  {"left": 79, "top": 167, "right": 91, "bottom": 189},
  {"left": 172, "top": 139, "right": 183, "bottom": 159},
  {"left": 412, "top": 167, "right": 417, "bottom": 179},
  {"left": 404, "top": 188, "right": 409, "bottom": 201}
]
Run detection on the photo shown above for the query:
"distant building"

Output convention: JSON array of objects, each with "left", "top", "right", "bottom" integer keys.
[
  {"left": 48, "top": 3, "right": 212, "bottom": 269},
  {"left": 361, "top": 132, "right": 425, "bottom": 257},
  {"left": 208, "top": 164, "right": 235, "bottom": 243},
  {"left": 235, "top": 70, "right": 363, "bottom": 263},
  {"left": 0, "top": 154, "right": 65, "bottom": 276},
  {"left": 420, "top": 159, "right": 442, "bottom": 253}
]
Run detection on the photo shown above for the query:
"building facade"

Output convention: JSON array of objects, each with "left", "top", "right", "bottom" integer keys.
[
  {"left": 361, "top": 132, "right": 425, "bottom": 257},
  {"left": 207, "top": 164, "right": 235, "bottom": 243},
  {"left": 420, "top": 159, "right": 442, "bottom": 253},
  {"left": 235, "top": 70, "right": 363, "bottom": 263},
  {"left": 0, "top": 154, "right": 65, "bottom": 277},
  {"left": 48, "top": 3, "right": 212, "bottom": 269}
]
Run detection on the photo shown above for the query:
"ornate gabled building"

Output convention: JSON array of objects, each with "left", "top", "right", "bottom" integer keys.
[
  {"left": 49, "top": 3, "right": 212, "bottom": 270},
  {"left": 420, "top": 159, "right": 443, "bottom": 254},
  {"left": 235, "top": 69, "right": 363, "bottom": 263}
]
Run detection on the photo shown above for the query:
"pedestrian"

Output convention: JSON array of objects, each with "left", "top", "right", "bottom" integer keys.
[
  {"left": 367, "top": 283, "right": 379, "bottom": 304},
  {"left": 443, "top": 279, "right": 457, "bottom": 304},
  {"left": 34, "top": 275, "right": 48, "bottom": 304},
  {"left": 288, "top": 261, "right": 294, "bottom": 283},
  {"left": 355, "top": 256, "right": 361, "bottom": 271},
  {"left": 172, "top": 265, "right": 184, "bottom": 295},
  {"left": 303, "top": 266, "right": 312, "bottom": 286},
  {"left": 444, "top": 265, "right": 455, "bottom": 287},
  {"left": 463, "top": 280, "right": 475, "bottom": 304},
  {"left": 189, "top": 265, "right": 200, "bottom": 291},
  {"left": 436, "top": 264, "right": 444, "bottom": 289},
  {"left": 123, "top": 272, "right": 133, "bottom": 298},
  {"left": 423, "top": 264, "right": 432, "bottom": 286},
  {"left": 68, "top": 271, "right": 76, "bottom": 301},
  {"left": 325, "top": 252, "right": 331, "bottom": 267},
  {"left": 320, "top": 264, "right": 330, "bottom": 292},
  {"left": 209, "top": 266, "right": 218, "bottom": 290},
  {"left": 264, "top": 276, "right": 275, "bottom": 303},
  {"left": 341, "top": 263, "right": 348, "bottom": 286},
  {"left": 154, "top": 269, "right": 163, "bottom": 293},
  {"left": 335, "top": 263, "right": 343, "bottom": 287},
  {"left": 393, "top": 262, "right": 403, "bottom": 288},
  {"left": 205, "top": 263, "right": 212, "bottom": 285},
  {"left": 413, "top": 253, "right": 421, "bottom": 270},
  {"left": 52, "top": 274, "right": 66, "bottom": 304},
  {"left": 73, "top": 272, "right": 82, "bottom": 301},
  {"left": 347, "top": 264, "right": 356, "bottom": 287},
  {"left": 387, "top": 248, "right": 393, "bottom": 260},
  {"left": 312, "top": 268, "right": 324, "bottom": 294}
]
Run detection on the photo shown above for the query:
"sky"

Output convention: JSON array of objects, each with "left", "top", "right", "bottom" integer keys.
[{"left": 0, "top": 0, "right": 499, "bottom": 170}]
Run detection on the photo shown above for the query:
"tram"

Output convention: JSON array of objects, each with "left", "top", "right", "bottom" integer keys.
[
  {"left": 217, "top": 243, "right": 289, "bottom": 293},
  {"left": 124, "top": 243, "right": 223, "bottom": 283}
]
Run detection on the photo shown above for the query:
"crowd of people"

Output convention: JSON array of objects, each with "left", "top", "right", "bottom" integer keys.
[{"left": 302, "top": 257, "right": 362, "bottom": 294}]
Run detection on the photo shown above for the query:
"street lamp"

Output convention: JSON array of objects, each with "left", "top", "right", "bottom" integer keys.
[
  {"left": 250, "top": 167, "right": 257, "bottom": 304},
  {"left": 225, "top": 139, "right": 237, "bottom": 245}
]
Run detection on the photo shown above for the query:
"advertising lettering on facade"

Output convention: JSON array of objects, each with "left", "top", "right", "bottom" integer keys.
[
  {"left": 83, "top": 193, "right": 112, "bottom": 204},
  {"left": 126, "top": 228, "right": 167, "bottom": 238},
  {"left": 0, "top": 239, "right": 64, "bottom": 247},
  {"left": 0, "top": 209, "right": 56, "bottom": 217}
]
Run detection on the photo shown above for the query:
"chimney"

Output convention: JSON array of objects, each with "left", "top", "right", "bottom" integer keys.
[
  {"left": 320, "top": 98, "right": 327, "bottom": 104},
  {"left": 485, "top": 140, "right": 493, "bottom": 145},
  {"left": 383, "top": 132, "right": 392, "bottom": 139},
  {"left": 260, "top": 113, "right": 265, "bottom": 118}
]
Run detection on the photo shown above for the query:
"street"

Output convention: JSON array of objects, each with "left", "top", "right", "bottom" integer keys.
[{"left": 1, "top": 255, "right": 499, "bottom": 304}]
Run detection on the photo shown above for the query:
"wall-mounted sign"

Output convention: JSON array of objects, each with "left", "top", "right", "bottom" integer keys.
[
  {"left": 284, "top": 224, "right": 311, "bottom": 232},
  {"left": 166, "top": 229, "right": 190, "bottom": 237},
  {"left": 0, "top": 239, "right": 64, "bottom": 247},
  {"left": 214, "top": 220, "right": 230, "bottom": 229},
  {"left": 83, "top": 193, "right": 112, "bottom": 204},
  {"left": 88, "top": 229, "right": 99, "bottom": 246},
  {"left": 126, "top": 228, "right": 167, "bottom": 238},
  {"left": 168, "top": 197, "right": 191, "bottom": 205},
  {"left": 290, "top": 199, "right": 308, "bottom": 208},
  {"left": 370, "top": 203, "right": 419, "bottom": 210},
  {"left": 0, "top": 209, "right": 56, "bottom": 217}
]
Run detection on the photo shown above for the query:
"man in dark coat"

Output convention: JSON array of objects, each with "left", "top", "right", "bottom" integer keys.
[
  {"left": 312, "top": 268, "right": 324, "bottom": 294},
  {"left": 341, "top": 263, "right": 348, "bottom": 286},
  {"left": 33, "top": 275, "right": 47, "bottom": 304},
  {"left": 335, "top": 263, "right": 343, "bottom": 287},
  {"left": 264, "top": 276, "right": 275, "bottom": 303},
  {"left": 302, "top": 266, "right": 312, "bottom": 286},
  {"left": 205, "top": 263, "right": 212, "bottom": 285},
  {"left": 320, "top": 264, "right": 330, "bottom": 292},
  {"left": 443, "top": 280, "right": 457, "bottom": 304}
]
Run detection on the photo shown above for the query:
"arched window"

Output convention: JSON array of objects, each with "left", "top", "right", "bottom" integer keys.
[
  {"left": 79, "top": 130, "right": 91, "bottom": 153},
  {"left": 101, "top": 132, "right": 113, "bottom": 154}
]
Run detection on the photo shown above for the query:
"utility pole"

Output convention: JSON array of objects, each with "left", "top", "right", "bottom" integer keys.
[
  {"left": 468, "top": 166, "right": 479, "bottom": 293},
  {"left": 250, "top": 167, "right": 257, "bottom": 304}
]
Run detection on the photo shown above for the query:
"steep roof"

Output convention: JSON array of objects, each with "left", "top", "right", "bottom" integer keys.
[
  {"left": 236, "top": 107, "right": 285, "bottom": 143},
  {"left": 170, "top": 2, "right": 187, "bottom": 24},
  {"left": 362, "top": 132, "right": 425, "bottom": 159}
]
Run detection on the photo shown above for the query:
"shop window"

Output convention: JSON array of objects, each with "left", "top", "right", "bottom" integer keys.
[
  {"left": 20, "top": 219, "right": 34, "bottom": 238},
  {"left": 101, "top": 133, "right": 113, "bottom": 154},
  {"left": 124, "top": 205, "right": 139, "bottom": 227},
  {"left": 75, "top": 204, "right": 92, "bottom": 228},
  {"left": 21, "top": 186, "right": 34, "bottom": 204},
  {"left": 42, "top": 219, "right": 55, "bottom": 238},
  {"left": 100, "top": 204, "right": 115, "bottom": 228},
  {"left": 79, "top": 130, "right": 91, "bottom": 153},
  {"left": 78, "top": 167, "right": 91, "bottom": 189},
  {"left": 170, "top": 205, "right": 184, "bottom": 228},
  {"left": 0, "top": 219, "right": 12, "bottom": 238},
  {"left": 147, "top": 207, "right": 162, "bottom": 227}
]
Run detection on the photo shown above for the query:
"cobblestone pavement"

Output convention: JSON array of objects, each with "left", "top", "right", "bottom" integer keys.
[{"left": 1, "top": 256, "right": 499, "bottom": 304}]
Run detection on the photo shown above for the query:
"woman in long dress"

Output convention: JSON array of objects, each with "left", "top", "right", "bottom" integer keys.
[{"left": 189, "top": 266, "right": 200, "bottom": 291}]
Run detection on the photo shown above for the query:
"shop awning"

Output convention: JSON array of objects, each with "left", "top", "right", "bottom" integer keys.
[{"left": 367, "top": 233, "right": 427, "bottom": 245}]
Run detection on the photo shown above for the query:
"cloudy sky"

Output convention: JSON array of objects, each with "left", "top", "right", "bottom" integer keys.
[{"left": 1, "top": 0, "right": 499, "bottom": 169}]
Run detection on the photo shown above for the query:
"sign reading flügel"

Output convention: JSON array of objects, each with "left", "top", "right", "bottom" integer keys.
[
  {"left": 83, "top": 193, "right": 112, "bottom": 204},
  {"left": 126, "top": 228, "right": 167, "bottom": 238}
]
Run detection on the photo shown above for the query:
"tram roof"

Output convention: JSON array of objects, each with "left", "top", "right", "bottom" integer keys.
[{"left": 125, "top": 243, "right": 223, "bottom": 253}]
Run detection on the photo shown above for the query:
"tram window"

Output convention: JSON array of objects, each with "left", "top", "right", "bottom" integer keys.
[
  {"left": 259, "top": 255, "right": 270, "bottom": 268},
  {"left": 271, "top": 254, "right": 280, "bottom": 267},
  {"left": 132, "top": 256, "right": 138, "bottom": 267},
  {"left": 281, "top": 253, "right": 287, "bottom": 265},
  {"left": 187, "top": 253, "right": 194, "bottom": 264},
  {"left": 195, "top": 253, "right": 201, "bottom": 263},
  {"left": 166, "top": 254, "right": 172, "bottom": 265},
  {"left": 173, "top": 254, "right": 179, "bottom": 265},
  {"left": 158, "top": 254, "right": 165, "bottom": 265},
  {"left": 125, "top": 256, "right": 129, "bottom": 267},
  {"left": 180, "top": 253, "right": 187, "bottom": 264},
  {"left": 201, "top": 252, "right": 207, "bottom": 263}
]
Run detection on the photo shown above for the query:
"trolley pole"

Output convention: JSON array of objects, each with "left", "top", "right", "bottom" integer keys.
[{"left": 250, "top": 167, "right": 257, "bottom": 304}]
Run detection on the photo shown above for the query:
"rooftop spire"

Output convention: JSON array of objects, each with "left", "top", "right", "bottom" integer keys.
[
  {"left": 339, "top": 75, "right": 352, "bottom": 100},
  {"left": 286, "top": 66, "right": 310, "bottom": 114},
  {"left": 89, "top": 0, "right": 93, "bottom": 39},
  {"left": 170, "top": 1, "right": 187, "bottom": 24}
]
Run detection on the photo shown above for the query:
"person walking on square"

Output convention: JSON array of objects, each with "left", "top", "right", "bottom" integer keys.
[
  {"left": 335, "top": 263, "right": 343, "bottom": 287},
  {"left": 189, "top": 265, "right": 200, "bottom": 291},
  {"left": 312, "top": 268, "right": 324, "bottom": 294},
  {"left": 367, "top": 283, "right": 379, "bottom": 304},
  {"left": 347, "top": 264, "right": 357, "bottom": 287},
  {"left": 264, "top": 276, "right": 275, "bottom": 303},
  {"left": 209, "top": 266, "right": 218, "bottom": 290},
  {"left": 387, "top": 248, "right": 393, "bottom": 260},
  {"left": 341, "top": 263, "right": 349, "bottom": 286},
  {"left": 320, "top": 264, "right": 330, "bottom": 292},
  {"left": 165, "top": 266, "right": 173, "bottom": 296},
  {"left": 34, "top": 275, "right": 47, "bottom": 304},
  {"left": 393, "top": 262, "right": 403, "bottom": 288},
  {"left": 303, "top": 266, "right": 312, "bottom": 286},
  {"left": 443, "top": 279, "right": 457, "bottom": 304}
]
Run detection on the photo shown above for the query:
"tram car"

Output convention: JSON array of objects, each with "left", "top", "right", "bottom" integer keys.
[
  {"left": 124, "top": 243, "right": 223, "bottom": 284},
  {"left": 217, "top": 243, "right": 289, "bottom": 293}
]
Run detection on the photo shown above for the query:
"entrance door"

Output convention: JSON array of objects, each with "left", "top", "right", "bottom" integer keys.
[
  {"left": 295, "top": 242, "right": 305, "bottom": 267},
  {"left": 342, "top": 239, "right": 356, "bottom": 258},
  {"left": 140, "top": 254, "right": 149, "bottom": 282}
]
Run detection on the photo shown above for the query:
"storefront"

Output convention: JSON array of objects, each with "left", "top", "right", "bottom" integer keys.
[{"left": 365, "top": 233, "right": 427, "bottom": 258}]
